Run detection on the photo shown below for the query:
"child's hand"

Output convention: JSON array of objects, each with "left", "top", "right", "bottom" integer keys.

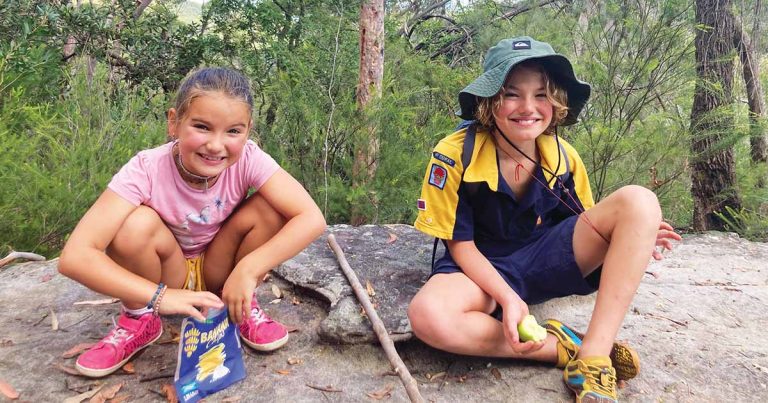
[
  {"left": 652, "top": 221, "right": 682, "bottom": 260},
  {"left": 159, "top": 289, "right": 224, "bottom": 321},
  {"left": 221, "top": 266, "right": 258, "bottom": 325},
  {"left": 500, "top": 297, "right": 545, "bottom": 354}
]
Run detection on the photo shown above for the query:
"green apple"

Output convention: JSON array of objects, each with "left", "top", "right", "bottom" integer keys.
[{"left": 517, "top": 315, "right": 547, "bottom": 342}]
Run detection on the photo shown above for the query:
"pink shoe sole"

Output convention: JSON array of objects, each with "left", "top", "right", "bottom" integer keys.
[{"left": 239, "top": 332, "right": 289, "bottom": 352}]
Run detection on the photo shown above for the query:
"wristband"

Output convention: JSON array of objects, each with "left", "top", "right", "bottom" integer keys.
[
  {"left": 152, "top": 285, "right": 168, "bottom": 316},
  {"left": 147, "top": 282, "right": 165, "bottom": 309}
]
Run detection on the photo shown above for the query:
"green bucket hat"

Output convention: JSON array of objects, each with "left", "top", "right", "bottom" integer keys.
[{"left": 458, "top": 36, "right": 591, "bottom": 126}]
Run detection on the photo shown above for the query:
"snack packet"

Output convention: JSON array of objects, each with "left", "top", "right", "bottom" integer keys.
[{"left": 174, "top": 308, "right": 246, "bottom": 403}]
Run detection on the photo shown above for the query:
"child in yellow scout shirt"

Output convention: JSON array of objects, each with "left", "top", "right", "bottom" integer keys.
[{"left": 408, "top": 36, "right": 681, "bottom": 402}]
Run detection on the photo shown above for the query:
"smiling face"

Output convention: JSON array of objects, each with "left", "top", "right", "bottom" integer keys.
[
  {"left": 167, "top": 92, "right": 251, "bottom": 179},
  {"left": 492, "top": 65, "right": 554, "bottom": 145}
]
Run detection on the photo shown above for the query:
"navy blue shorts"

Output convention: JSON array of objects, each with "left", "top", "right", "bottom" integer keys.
[{"left": 431, "top": 215, "right": 601, "bottom": 306}]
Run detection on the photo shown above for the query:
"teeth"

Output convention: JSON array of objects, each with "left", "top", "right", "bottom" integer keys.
[
  {"left": 514, "top": 119, "right": 538, "bottom": 125},
  {"left": 201, "top": 154, "right": 224, "bottom": 161}
]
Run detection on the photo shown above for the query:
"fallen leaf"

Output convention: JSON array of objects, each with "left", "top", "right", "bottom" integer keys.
[
  {"left": 276, "top": 369, "right": 291, "bottom": 375},
  {"left": 269, "top": 298, "right": 281, "bottom": 304},
  {"left": 0, "top": 339, "right": 13, "bottom": 347},
  {"left": 271, "top": 284, "right": 282, "bottom": 299},
  {"left": 62, "top": 343, "right": 97, "bottom": 358},
  {"left": 56, "top": 363, "right": 83, "bottom": 376},
  {"left": 40, "top": 273, "right": 54, "bottom": 282},
  {"left": 73, "top": 298, "right": 119, "bottom": 306},
  {"left": 221, "top": 396, "right": 241, "bottom": 402},
  {"left": 89, "top": 382, "right": 122, "bottom": 403},
  {"left": 160, "top": 383, "right": 177, "bottom": 403},
  {"left": 109, "top": 393, "right": 131, "bottom": 403},
  {"left": 306, "top": 384, "right": 342, "bottom": 393},
  {"left": 0, "top": 380, "right": 19, "bottom": 400},
  {"left": 366, "top": 383, "right": 394, "bottom": 400},
  {"left": 291, "top": 296, "right": 301, "bottom": 305},
  {"left": 63, "top": 385, "right": 103, "bottom": 403},
  {"left": 366, "top": 281, "right": 376, "bottom": 297},
  {"left": 122, "top": 362, "right": 135, "bottom": 374},
  {"left": 427, "top": 371, "right": 446, "bottom": 381},
  {"left": 65, "top": 379, "right": 101, "bottom": 393},
  {"left": 284, "top": 325, "right": 300, "bottom": 333},
  {"left": 490, "top": 367, "right": 501, "bottom": 380},
  {"left": 51, "top": 308, "right": 59, "bottom": 331},
  {"left": 386, "top": 232, "right": 398, "bottom": 244},
  {"left": 287, "top": 358, "right": 303, "bottom": 365}
]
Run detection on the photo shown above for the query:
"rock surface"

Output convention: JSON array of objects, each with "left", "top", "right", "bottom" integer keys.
[{"left": 0, "top": 226, "right": 766, "bottom": 402}]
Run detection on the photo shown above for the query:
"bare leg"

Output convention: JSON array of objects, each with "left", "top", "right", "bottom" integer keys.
[
  {"left": 204, "top": 194, "right": 286, "bottom": 294},
  {"left": 106, "top": 206, "right": 187, "bottom": 309},
  {"left": 408, "top": 272, "right": 559, "bottom": 361},
  {"left": 572, "top": 185, "right": 662, "bottom": 358}
]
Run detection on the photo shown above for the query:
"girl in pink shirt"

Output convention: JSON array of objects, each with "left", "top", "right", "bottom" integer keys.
[{"left": 59, "top": 67, "right": 326, "bottom": 378}]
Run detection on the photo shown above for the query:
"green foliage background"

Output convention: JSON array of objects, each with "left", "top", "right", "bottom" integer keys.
[{"left": 1, "top": 0, "right": 767, "bottom": 255}]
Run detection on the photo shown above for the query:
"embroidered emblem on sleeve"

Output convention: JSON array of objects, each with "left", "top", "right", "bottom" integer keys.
[
  {"left": 417, "top": 199, "right": 426, "bottom": 210},
  {"left": 432, "top": 151, "right": 456, "bottom": 167},
  {"left": 428, "top": 164, "right": 448, "bottom": 189}
]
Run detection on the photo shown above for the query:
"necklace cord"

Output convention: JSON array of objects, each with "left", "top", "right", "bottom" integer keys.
[{"left": 492, "top": 126, "right": 610, "bottom": 244}]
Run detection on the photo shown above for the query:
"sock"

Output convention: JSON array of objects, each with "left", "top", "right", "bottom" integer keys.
[{"left": 123, "top": 305, "right": 153, "bottom": 318}]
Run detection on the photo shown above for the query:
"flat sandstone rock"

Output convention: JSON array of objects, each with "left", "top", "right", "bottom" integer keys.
[{"left": 0, "top": 227, "right": 766, "bottom": 402}]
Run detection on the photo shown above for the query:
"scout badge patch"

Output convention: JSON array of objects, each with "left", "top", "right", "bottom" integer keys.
[{"left": 175, "top": 308, "right": 246, "bottom": 403}]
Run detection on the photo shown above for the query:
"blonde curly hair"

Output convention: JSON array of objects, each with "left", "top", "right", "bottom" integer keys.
[{"left": 475, "top": 60, "right": 569, "bottom": 134}]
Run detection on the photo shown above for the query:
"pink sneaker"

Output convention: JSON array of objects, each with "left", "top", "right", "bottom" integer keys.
[
  {"left": 238, "top": 299, "right": 288, "bottom": 351},
  {"left": 75, "top": 311, "right": 163, "bottom": 377}
]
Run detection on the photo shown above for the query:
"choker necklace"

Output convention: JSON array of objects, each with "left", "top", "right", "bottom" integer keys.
[{"left": 173, "top": 144, "right": 218, "bottom": 191}]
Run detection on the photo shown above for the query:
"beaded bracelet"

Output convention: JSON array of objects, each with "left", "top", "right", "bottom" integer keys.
[
  {"left": 147, "top": 282, "right": 165, "bottom": 309},
  {"left": 152, "top": 285, "right": 168, "bottom": 316}
]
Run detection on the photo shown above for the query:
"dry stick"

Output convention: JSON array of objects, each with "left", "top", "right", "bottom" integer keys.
[
  {"left": 326, "top": 234, "right": 425, "bottom": 403},
  {"left": 0, "top": 251, "right": 46, "bottom": 268}
]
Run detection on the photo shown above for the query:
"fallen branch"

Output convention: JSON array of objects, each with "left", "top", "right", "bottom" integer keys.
[
  {"left": 0, "top": 251, "right": 45, "bottom": 268},
  {"left": 326, "top": 234, "right": 425, "bottom": 403}
]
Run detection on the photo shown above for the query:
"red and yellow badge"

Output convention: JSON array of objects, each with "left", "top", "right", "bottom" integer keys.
[{"left": 428, "top": 164, "right": 448, "bottom": 189}]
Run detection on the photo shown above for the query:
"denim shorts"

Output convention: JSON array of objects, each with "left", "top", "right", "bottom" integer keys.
[{"left": 431, "top": 215, "right": 601, "bottom": 306}]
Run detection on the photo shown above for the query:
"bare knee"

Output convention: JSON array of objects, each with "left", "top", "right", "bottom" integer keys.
[
  {"left": 612, "top": 185, "right": 662, "bottom": 224},
  {"left": 108, "top": 206, "right": 165, "bottom": 257},
  {"left": 408, "top": 293, "right": 455, "bottom": 348},
  {"left": 229, "top": 194, "right": 286, "bottom": 235}
]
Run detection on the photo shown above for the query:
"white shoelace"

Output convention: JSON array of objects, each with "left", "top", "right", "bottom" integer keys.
[
  {"left": 103, "top": 316, "right": 134, "bottom": 346},
  {"left": 249, "top": 307, "right": 271, "bottom": 326}
]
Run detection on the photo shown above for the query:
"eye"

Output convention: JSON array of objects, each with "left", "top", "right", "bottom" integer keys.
[
  {"left": 227, "top": 129, "right": 243, "bottom": 136},
  {"left": 504, "top": 92, "right": 519, "bottom": 98},
  {"left": 536, "top": 93, "right": 547, "bottom": 99},
  {"left": 193, "top": 124, "right": 209, "bottom": 131}
]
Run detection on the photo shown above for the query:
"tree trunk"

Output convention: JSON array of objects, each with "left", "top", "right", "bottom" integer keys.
[
  {"left": 734, "top": 21, "right": 767, "bottom": 164},
  {"left": 351, "top": 0, "right": 384, "bottom": 225},
  {"left": 690, "top": 0, "right": 741, "bottom": 230}
]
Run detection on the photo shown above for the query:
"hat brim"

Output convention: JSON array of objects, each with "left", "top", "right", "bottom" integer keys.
[{"left": 458, "top": 54, "right": 591, "bottom": 126}]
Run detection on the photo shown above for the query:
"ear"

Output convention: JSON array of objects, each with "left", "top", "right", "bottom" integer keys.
[{"left": 167, "top": 108, "right": 178, "bottom": 139}]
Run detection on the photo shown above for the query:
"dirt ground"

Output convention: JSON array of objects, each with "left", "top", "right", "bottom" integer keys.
[{"left": 0, "top": 232, "right": 767, "bottom": 402}]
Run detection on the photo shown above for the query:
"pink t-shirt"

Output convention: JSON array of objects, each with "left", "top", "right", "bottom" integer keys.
[{"left": 108, "top": 140, "right": 280, "bottom": 257}]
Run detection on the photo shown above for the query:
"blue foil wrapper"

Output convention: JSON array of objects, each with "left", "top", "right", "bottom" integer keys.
[{"left": 174, "top": 308, "right": 246, "bottom": 402}]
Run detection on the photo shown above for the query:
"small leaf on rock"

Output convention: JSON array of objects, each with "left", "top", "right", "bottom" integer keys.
[
  {"left": 291, "top": 296, "right": 301, "bottom": 305},
  {"left": 284, "top": 325, "right": 300, "bottom": 333},
  {"left": 0, "top": 380, "right": 19, "bottom": 400},
  {"left": 287, "top": 358, "right": 303, "bottom": 365},
  {"left": 55, "top": 363, "right": 83, "bottom": 376},
  {"left": 490, "top": 367, "right": 501, "bottom": 380},
  {"left": 160, "top": 383, "right": 177, "bottom": 403},
  {"left": 221, "top": 397, "right": 241, "bottom": 402},
  {"left": 366, "top": 383, "right": 394, "bottom": 400},
  {"left": 276, "top": 369, "right": 291, "bottom": 375},
  {"left": 73, "top": 298, "right": 119, "bottom": 306},
  {"left": 89, "top": 382, "right": 122, "bottom": 403},
  {"left": 51, "top": 308, "right": 59, "bottom": 331},
  {"left": 122, "top": 362, "right": 135, "bottom": 374},
  {"left": 62, "top": 385, "right": 102, "bottom": 403},
  {"left": 0, "top": 339, "right": 12, "bottom": 347},
  {"left": 269, "top": 298, "right": 281, "bottom": 304},
  {"left": 366, "top": 281, "right": 376, "bottom": 297},
  {"left": 109, "top": 393, "right": 131, "bottom": 403},
  {"left": 386, "top": 232, "right": 398, "bottom": 244},
  {"left": 271, "top": 284, "right": 282, "bottom": 299},
  {"left": 62, "top": 343, "right": 96, "bottom": 358}
]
